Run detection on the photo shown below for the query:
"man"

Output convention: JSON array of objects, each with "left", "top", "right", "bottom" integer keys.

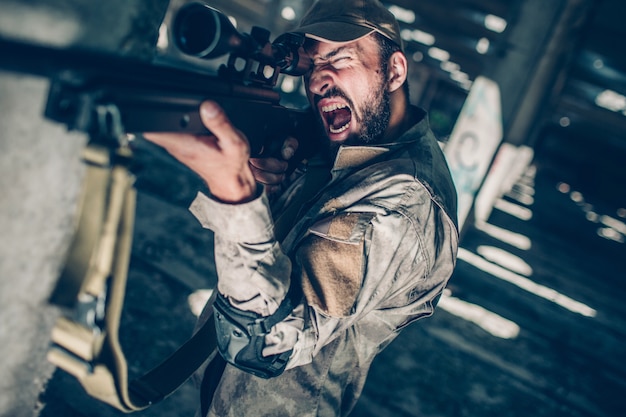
[{"left": 146, "top": 0, "right": 458, "bottom": 415}]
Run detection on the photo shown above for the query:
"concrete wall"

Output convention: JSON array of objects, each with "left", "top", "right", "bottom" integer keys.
[
  {"left": 0, "top": 3, "right": 168, "bottom": 412},
  {"left": 0, "top": 71, "right": 87, "bottom": 416}
]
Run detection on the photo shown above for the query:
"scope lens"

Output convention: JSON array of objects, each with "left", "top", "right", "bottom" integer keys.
[{"left": 174, "top": 4, "right": 219, "bottom": 56}]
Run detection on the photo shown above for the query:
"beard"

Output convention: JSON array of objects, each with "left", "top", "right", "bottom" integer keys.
[{"left": 358, "top": 80, "right": 391, "bottom": 144}]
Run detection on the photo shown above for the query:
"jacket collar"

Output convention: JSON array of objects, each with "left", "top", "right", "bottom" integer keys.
[{"left": 330, "top": 105, "right": 428, "bottom": 172}]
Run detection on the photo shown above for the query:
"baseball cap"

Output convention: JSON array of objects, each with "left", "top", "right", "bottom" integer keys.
[{"left": 291, "top": 0, "right": 403, "bottom": 50}]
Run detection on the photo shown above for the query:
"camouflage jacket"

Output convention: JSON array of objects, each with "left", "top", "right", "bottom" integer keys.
[{"left": 189, "top": 107, "right": 458, "bottom": 416}]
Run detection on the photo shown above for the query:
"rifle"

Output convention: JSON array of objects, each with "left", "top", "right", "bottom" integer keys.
[
  {"left": 0, "top": 1, "right": 316, "bottom": 412},
  {"left": 0, "top": 2, "right": 315, "bottom": 158}
]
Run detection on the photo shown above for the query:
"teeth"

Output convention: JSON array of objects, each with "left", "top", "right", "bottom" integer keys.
[
  {"left": 321, "top": 103, "right": 351, "bottom": 134},
  {"left": 322, "top": 103, "right": 348, "bottom": 113},
  {"left": 329, "top": 123, "right": 349, "bottom": 134}
]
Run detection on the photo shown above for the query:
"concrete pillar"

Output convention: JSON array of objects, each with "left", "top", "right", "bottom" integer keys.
[
  {"left": 458, "top": 0, "right": 595, "bottom": 232},
  {"left": 489, "top": 0, "right": 594, "bottom": 146},
  {"left": 0, "top": 71, "right": 86, "bottom": 417}
]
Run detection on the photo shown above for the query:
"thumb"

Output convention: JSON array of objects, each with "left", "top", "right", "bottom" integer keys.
[{"left": 199, "top": 101, "right": 244, "bottom": 149}]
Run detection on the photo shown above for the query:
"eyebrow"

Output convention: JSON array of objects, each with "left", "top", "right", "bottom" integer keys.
[{"left": 314, "top": 45, "right": 353, "bottom": 62}]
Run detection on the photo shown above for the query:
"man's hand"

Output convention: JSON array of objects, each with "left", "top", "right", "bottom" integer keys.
[
  {"left": 144, "top": 101, "right": 257, "bottom": 204},
  {"left": 249, "top": 137, "right": 299, "bottom": 196}
]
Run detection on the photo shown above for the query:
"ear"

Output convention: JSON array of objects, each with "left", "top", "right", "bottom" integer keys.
[{"left": 387, "top": 51, "right": 408, "bottom": 93}]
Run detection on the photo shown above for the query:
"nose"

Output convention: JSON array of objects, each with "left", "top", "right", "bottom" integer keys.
[{"left": 306, "top": 66, "right": 333, "bottom": 97}]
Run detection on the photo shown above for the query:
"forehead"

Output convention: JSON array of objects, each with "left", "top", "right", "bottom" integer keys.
[{"left": 304, "top": 34, "right": 380, "bottom": 59}]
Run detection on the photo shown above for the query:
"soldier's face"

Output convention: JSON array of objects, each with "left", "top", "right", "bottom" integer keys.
[{"left": 304, "top": 35, "right": 391, "bottom": 147}]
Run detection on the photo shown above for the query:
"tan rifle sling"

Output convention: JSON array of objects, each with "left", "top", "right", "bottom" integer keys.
[{"left": 47, "top": 142, "right": 218, "bottom": 412}]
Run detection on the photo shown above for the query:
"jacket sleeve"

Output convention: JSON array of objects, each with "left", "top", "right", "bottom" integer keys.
[
  {"left": 189, "top": 190, "right": 291, "bottom": 316},
  {"left": 189, "top": 190, "right": 311, "bottom": 365}
]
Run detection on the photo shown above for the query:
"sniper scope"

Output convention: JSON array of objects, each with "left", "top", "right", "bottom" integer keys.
[{"left": 173, "top": 2, "right": 311, "bottom": 77}]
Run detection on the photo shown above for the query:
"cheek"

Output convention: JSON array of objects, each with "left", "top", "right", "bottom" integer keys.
[{"left": 352, "top": 74, "right": 385, "bottom": 107}]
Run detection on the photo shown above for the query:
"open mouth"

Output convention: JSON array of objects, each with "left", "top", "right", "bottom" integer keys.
[{"left": 321, "top": 103, "right": 352, "bottom": 134}]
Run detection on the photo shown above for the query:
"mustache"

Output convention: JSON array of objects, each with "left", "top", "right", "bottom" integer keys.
[{"left": 314, "top": 87, "right": 355, "bottom": 111}]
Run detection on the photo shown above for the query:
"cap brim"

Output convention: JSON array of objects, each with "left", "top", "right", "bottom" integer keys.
[{"left": 292, "top": 21, "right": 375, "bottom": 43}]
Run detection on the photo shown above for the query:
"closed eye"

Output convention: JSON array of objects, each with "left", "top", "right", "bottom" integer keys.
[{"left": 331, "top": 56, "right": 351, "bottom": 66}]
